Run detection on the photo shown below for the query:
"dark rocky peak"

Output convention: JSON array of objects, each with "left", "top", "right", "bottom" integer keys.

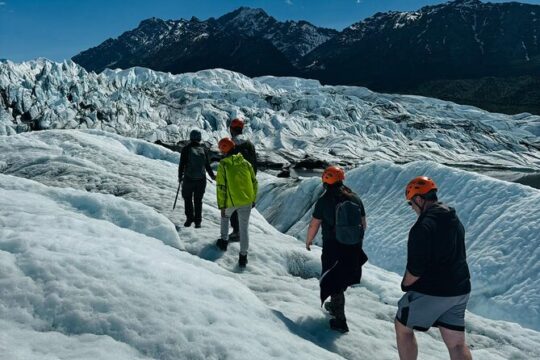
[
  {"left": 217, "top": 7, "right": 276, "bottom": 34},
  {"left": 447, "top": 0, "right": 483, "bottom": 7}
]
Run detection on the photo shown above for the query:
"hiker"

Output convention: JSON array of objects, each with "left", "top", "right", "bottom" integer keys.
[
  {"left": 178, "top": 129, "right": 216, "bottom": 228},
  {"left": 395, "top": 176, "right": 472, "bottom": 360},
  {"left": 215, "top": 137, "right": 258, "bottom": 268},
  {"left": 305, "top": 165, "right": 368, "bottom": 333},
  {"left": 227, "top": 118, "right": 258, "bottom": 242}
]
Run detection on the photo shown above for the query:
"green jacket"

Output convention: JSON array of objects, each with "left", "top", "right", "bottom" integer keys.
[{"left": 216, "top": 153, "right": 258, "bottom": 209}]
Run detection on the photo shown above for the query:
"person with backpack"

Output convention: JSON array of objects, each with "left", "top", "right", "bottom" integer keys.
[
  {"left": 178, "top": 129, "right": 216, "bottom": 228},
  {"left": 215, "top": 137, "right": 258, "bottom": 268},
  {"left": 395, "top": 176, "right": 472, "bottom": 360},
  {"left": 227, "top": 118, "right": 258, "bottom": 242},
  {"left": 305, "top": 165, "right": 368, "bottom": 333}
]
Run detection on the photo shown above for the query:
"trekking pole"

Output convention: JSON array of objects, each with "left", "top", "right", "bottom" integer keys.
[{"left": 173, "top": 182, "right": 181, "bottom": 210}]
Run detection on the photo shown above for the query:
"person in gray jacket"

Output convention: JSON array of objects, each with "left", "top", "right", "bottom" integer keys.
[{"left": 178, "top": 129, "right": 215, "bottom": 228}]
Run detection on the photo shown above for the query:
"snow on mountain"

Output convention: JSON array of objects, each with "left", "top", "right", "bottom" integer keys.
[
  {"left": 256, "top": 161, "right": 540, "bottom": 330},
  {"left": 1, "top": 60, "right": 539, "bottom": 172},
  {"left": 1, "top": 129, "right": 539, "bottom": 359}
]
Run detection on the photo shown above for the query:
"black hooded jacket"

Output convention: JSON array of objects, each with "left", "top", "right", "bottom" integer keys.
[
  {"left": 405, "top": 202, "right": 471, "bottom": 296},
  {"left": 313, "top": 183, "right": 368, "bottom": 303}
]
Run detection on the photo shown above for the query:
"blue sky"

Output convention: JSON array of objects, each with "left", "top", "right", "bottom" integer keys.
[{"left": 1, "top": 0, "right": 538, "bottom": 62}]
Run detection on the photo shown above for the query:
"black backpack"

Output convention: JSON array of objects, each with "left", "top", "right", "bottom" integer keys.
[
  {"left": 334, "top": 188, "right": 364, "bottom": 246},
  {"left": 234, "top": 141, "right": 257, "bottom": 174},
  {"left": 184, "top": 145, "right": 207, "bottom": 180}
]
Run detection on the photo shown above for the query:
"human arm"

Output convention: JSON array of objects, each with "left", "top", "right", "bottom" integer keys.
[
  {"left": 401, "top": 223, "right": 431, "bottom": 290},
  {"left": 249, "top": 163, "right": 258, "bottom": 205},
  {"left": 402, "top": 270, "right": 420, "bottom": 288},
  {"left": 178, "top": 145, "right": 189, "bottom": 182},
  {"left": 247, "top": 141, "right": 258, "bottom": 174},
  {"left": 216, "top": 161, "right": 227, "bottom": 210},
  {"left": 204, "top": 148, "right": 216, "bottom": 180},
  {"left": 306, "top": 217, "right": 322, "bottom": 251}
]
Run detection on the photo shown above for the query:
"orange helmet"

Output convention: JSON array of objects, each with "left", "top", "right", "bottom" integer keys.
[
  {"left": 322, "top": 166, "right": 345, "bottom": 185},
  {"left": 230, "top": 118, "right": 244, "bottom": 129},
  {"left": 405, "top": 176, "right": 437, "bottom": 201},
  {"left": 218, "top": 137, "right": 235, "bottom": 154}
]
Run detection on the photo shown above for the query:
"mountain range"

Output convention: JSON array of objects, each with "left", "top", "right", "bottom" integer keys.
[{"left": 70, "top": 0, "right": 540, "bottom": 115}]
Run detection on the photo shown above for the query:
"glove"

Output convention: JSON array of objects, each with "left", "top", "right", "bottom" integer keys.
[
  {"left": 211, "top": 174, "right": 216, "bottom": 181},
  {"left": 178, "top": 175, "right": 183, "bottom": 183},
  {"left": 252, "top": 202, "right": 256, "bottom": 208}
]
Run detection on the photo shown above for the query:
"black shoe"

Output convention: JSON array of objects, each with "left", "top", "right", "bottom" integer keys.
[
  {"left": 184, "top": 220, "right": 193, "bottom": 227},
  {"left": 238, "top": 254, "right": 248, "bottom": 268},
  {"left": 216, "top": 238, "right": 228, "bottom": 251},
  {"left": 228, "top": 232, "right": 240, "bottom": 243},
  {"left": 329, "top": 318, "right": 349, "bottom": 333},
  {"left": 324, "top": 302, "right": 336, "bottom": 317},
  {"left": 194, "top": 222, "right": 201, "bottom": 228}
]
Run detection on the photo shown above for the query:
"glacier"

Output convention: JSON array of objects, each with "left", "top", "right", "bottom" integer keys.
[
  {"left": 1, "top": 59, "right": 540, "bottom": 358},
  {"left": 0, "top": 129, "right": 539, "bottom": 359},
  {"left": 1, "top": 59, "right": 539, "bottom": 171}
]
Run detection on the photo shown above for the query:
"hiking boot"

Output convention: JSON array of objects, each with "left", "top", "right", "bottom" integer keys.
[
  {"left": 228, "top": 231, "right": 240, "bottom": 243},
  {"left": 324, "top": 302, "right": 336, "bottom": 317},
  {"left": 184, "top": 220, "right": 193, "bottom": 227},
  {"left": 238, "top": 254, "right": 248, "bottom": 268},
  {"left": 194, "top": 222, "right": 201, "bottom": 229},
  {"left": 329, "top": 318, "right": 349, "bottom": 333},
  {"left": 216, "top": 238, "right": 228, "bottom": 251}
]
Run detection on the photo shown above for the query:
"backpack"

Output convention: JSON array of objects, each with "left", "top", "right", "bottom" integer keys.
[
  {"left": 184, "top": 145, "right": 207, "bottom": 180},
  {"left": 334, "top": 188, "right": 364, "bottom": 246},
  {"left": 234, "top": 141, "right": 257, "bottom": 174}
]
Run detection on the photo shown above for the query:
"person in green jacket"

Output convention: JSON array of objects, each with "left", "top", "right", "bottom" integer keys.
[{"left": 215, "top": 137, "right": 258, "bottom": 268}]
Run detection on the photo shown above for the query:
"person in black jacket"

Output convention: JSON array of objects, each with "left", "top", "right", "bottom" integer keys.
[
  {"left": 228, "top": 118, "right": 257, "bottom": 241},
  {"left": 178, "top": 129, "right": 215, "bottom": 228},
  {"left": 305, "top": 166, "right": 368, "bottom": 333},
  {"left": 395, "top": 176, "right": 472, "bottom": 360}
]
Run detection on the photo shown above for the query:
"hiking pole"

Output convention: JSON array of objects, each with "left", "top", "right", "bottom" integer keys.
[{"left": 173, "top": 182, "right": 181, "bottom": 210}]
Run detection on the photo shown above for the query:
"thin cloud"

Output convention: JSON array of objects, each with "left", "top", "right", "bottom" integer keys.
[
  {"left": 285, "top": 0, "right": 293, "bottom": 5},
  {"left": 0, "top": 2, "right": 6, "bottom": 6}
]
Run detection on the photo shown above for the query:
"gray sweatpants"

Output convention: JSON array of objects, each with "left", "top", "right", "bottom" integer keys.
[{"left": 220, "top": 204, "right": 252, "bottom": 255}]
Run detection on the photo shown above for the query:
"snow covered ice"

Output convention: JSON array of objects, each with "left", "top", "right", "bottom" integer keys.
[{"left": 1, "top": 129, "right": 539, "bottom": 359}]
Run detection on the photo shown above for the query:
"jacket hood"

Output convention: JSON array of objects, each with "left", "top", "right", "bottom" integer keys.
[
  {"left": 423, "top": 202, "right": 459, "bottom": 224},
  {"left": 222, "top": 153, "right": 245, "bottom": 165}
]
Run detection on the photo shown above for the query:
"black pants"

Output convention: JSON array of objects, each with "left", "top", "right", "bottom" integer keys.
[
  {"left": 182, "top": 178, "right": 206, "bottom": 223},
  {"left": 230, "top": 210, "right": 239, "bottom": 233},
  {"left": 330, "top": 292, "right": 346, "bottom": 321}
]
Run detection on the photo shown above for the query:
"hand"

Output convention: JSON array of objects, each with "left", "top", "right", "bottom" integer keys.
[
  {"left": 305, "top": 238, "right": 313, "bottom": 251},
  {"left": 220, "top": 208, "right": 226, "bottom": 217},
  {"left": 211, "top": 174, "right": 216, "bottom": 180}
]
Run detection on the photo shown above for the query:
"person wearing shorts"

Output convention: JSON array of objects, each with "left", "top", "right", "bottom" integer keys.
[{"left": 396, "top": 177, "right": 472, "bottom": 360}]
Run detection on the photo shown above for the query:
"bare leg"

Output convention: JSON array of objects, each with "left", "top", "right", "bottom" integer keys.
[
  {"left": 395, "top": 319, "right": 418, "bottom": 360},
  {"left": 439, "top": 326, "right": 472, "bottom": 360}
]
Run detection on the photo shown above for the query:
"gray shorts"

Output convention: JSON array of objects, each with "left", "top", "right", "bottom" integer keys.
[{"left": 396, "top": 291, "right": 470, "bottom": 332}]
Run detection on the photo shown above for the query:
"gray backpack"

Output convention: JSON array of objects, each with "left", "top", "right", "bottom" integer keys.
[
  {"left": 184, "top": 145, "right": 207, "bottom": 180},
  {"left": 335, "top": 192, "right": 364, "bottom": 246}
]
